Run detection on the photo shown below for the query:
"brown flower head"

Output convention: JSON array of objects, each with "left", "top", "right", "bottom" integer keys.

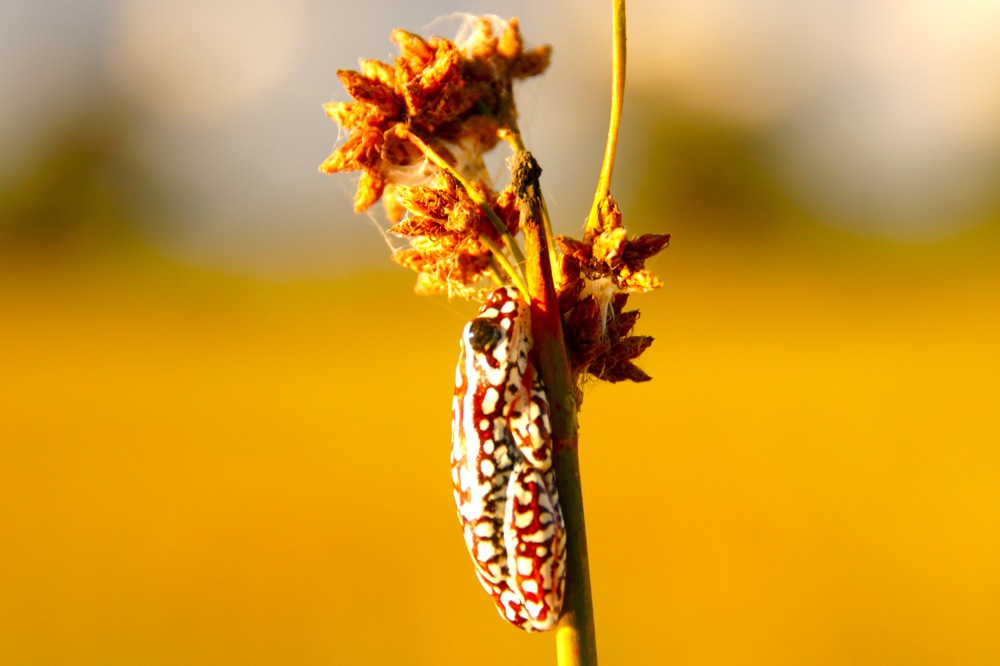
[
  {"left": 555, "top": 195, "right": 670, "bottom": 385},
  {"left": 320, "top": 16, "right": 551, "bottom": 217},
  {"left": 320, "top": 16, "right": 550, "bottom": 296},
  {"left": 385, "top": 172, "right": 520, "bottom": 297}
]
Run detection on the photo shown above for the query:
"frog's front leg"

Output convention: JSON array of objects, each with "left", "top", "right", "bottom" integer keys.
[{"left": 507, "top": 366, "right": 553, "bottom": 471}]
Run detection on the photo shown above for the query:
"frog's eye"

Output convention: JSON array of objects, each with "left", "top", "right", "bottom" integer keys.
[{"left": 466, "top": 317, "right": 505, "bottom": 355}]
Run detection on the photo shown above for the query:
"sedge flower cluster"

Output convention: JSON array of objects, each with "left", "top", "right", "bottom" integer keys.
[
  {"left": 320, "top": 16, "right": 668, "bottom": 386},
  {"left": 320, "top": 16, "right": 549, "bottom": 295}
]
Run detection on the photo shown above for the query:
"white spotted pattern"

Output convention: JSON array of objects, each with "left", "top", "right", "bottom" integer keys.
[{"left": 450, "top": 286, "right": 566, "bottom": 632}]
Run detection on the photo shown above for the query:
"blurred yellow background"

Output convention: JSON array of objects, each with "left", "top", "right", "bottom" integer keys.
[{"left": 2, "top": 1, "right": 1000, "bottom": 664}]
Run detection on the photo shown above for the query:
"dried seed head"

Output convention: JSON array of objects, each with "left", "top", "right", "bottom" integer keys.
[
  {"left": 320, "top": 16, "right": 551, "bottom": 295},
  {"left": 320, "top": 16, "right": 550, "bottom": 206},
  {"left": 555, "top": 195, "right": 670, "bottom": 387}
]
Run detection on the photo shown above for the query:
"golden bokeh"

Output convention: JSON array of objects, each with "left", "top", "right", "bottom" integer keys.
[
  {"left": 3, "top": 233, "right": 997, "bottom": 663},
  {"left": 3, "top": 1, "right": 1000, "bottom": 662}
]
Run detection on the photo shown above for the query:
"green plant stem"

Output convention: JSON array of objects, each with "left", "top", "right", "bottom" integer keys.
[
  {"left": 512, "top": 152, "right": 598, "bottom": 666},
  {"left": 553, "top": 448, "right": 597, "bottom": 666},
  {"left": 586, "top": 0, "right": 627, "bottom": 234}
]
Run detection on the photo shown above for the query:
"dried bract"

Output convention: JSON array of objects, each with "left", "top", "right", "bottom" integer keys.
[
  {"left": 555, "top": 195, "right": 670, "bottom": 385},
  {"left": 320, "top": 16, "right": 550, "bottom": 295}
]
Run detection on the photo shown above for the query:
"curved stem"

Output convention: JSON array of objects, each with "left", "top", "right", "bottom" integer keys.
[{"left": 586, "top": 0, "right": 627, "bottom": 234}]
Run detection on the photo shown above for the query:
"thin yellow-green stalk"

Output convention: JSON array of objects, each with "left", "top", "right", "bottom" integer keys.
[{"left": 586, "top": 0, "right": 627, "bottom": 235}]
